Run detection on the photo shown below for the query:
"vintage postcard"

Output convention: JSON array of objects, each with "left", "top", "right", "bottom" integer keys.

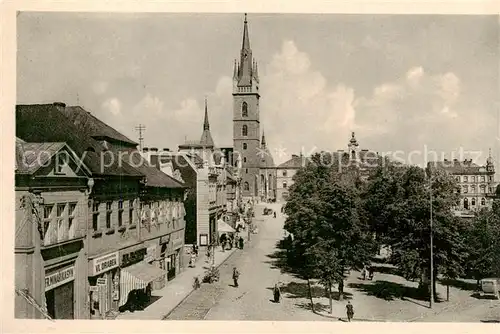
[{"left": 2, "top": 0, "right": 500, "bottom": 333}]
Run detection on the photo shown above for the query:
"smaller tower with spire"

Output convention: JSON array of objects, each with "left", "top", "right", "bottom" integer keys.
[
  {"left": 486, "top": 148, "right": 495, "bottom": 173},
  {"left": 348, "top": 131, "right": 360, "bottom": 163},
  {"left": 200, "top": 97, "right": 214, "bottom": 148}
]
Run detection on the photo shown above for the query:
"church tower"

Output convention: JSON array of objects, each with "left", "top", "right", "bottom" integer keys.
[{"left": 233, "top": 14, "right": 261, "bottom": 198}]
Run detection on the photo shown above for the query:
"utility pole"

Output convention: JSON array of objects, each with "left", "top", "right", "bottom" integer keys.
[
  {"left": 135, "top": 124, "right": 146, "bottom": 151},
  {"left": 429, "top": 171, "right": 435, "bottom": 309}
]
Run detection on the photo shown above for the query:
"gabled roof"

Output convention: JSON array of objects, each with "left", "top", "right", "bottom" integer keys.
[
  {"left": 62, "top": 106, "right": 137, "bottom": 146},
  {"left": 16, "top": 104, "right": 142, "bottom": 177},
  {"left": 428, "top": 160, "right": 487, "bottom": 174},
  {"left": 277, "top": 155, "right": 305, "bottom": 169}
]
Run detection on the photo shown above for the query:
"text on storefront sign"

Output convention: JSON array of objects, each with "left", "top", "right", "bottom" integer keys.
[
  {"left": 92, "top": 252, "right": 119, "bottom": 276},
  {"left": 45, "top": 266, "right": 75, "bottom": 291}
]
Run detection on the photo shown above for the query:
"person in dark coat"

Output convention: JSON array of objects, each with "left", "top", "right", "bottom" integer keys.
[
  {"left": 232, "top": 267, "right": 240, "bottom": 287},
  {"left": 273, "top": 283, "right": 281, "bottom": 303},
  {"left": 346, "top": 301, "right": 354, "bottom": 322},
  {"left": 238, "top": 236, "right": 244, "bottom": 249}
]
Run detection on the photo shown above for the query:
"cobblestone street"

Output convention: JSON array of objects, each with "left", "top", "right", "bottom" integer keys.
[{"left": 165, "top": 203, "right": 499, "bottom": 322}]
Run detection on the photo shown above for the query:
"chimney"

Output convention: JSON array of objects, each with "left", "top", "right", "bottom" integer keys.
[
  {"left": 53, "top": 102, "right": 66, "bottom": 112},
  {"left": 292, "top": 154, "right": 298, "bottom": 158},
  {"left": 143, "top": 147, "right": 149, "bottom": 152},
  {"left": 150, "top": 147, "right": 158, "bottom": 152},
  {"left": 163, "top": 148, "right": 170, "bottom": 152},
  {"left": 150, "top": 154, "right": 160, "bottom": 170}
]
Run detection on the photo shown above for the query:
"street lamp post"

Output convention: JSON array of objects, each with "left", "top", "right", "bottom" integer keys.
[{"left": 429, "top": 171, "right": 434, "bottom": 309}]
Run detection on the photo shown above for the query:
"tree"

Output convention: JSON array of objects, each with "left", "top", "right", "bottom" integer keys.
[
  {"left": 284, "top": 152, "right": 375, "bottom": 313},
  {"left": 463, "top": 201, "right": 500, "bottom": 284},
  {"left": 363, "top": 165, "right": 466, "bottom": 301}
]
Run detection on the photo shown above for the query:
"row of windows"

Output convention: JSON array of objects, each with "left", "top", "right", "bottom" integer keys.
[
  {"left": 455, "top": 175, "right": 493, "bottom": 183},
  {"left": 459, "top": 185, "right": 492, "bottom": 194},
  {"left": 42, "top": 202, "right": 78, "bottom": 246},
  {"left": 463, "top": 197, "right": 487, "bottom": 209}
]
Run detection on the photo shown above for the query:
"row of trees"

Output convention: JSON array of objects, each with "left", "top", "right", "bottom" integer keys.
[{"left": 283, "top": 153, "right": 500, "bottom": 313}]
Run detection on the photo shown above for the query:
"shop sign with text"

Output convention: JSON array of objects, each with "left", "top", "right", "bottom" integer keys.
[
  {"left": 92, "top": 252, "right": 119, "bottom": 276},
  {"left": 45, "top": 266, "right": 75, "bottom": 291}
]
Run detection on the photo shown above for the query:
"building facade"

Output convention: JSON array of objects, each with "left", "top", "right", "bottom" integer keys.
[
  {"left": 15, "top": 138, "right": 92, "bottom": 320},
  {"left": 276, "top": 154, "right": 305, "bottom": 202},
  {"left": 429, "top": 154, "right": 496, "bottom": 217},
  {"left": 232, "top": 14, "right": 276, "bottom": 202}
]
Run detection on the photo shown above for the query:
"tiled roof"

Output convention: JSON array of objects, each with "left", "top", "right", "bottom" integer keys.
[
  {"left": 277, "top": 155, "right": 305, "bottom": 169},
  {"left": 428, "top": 160, "right": 488, "bottom": 174},
  {"left": 62, "top": 106, "right": 137, "bottom": 146},
  {"left": 16, "top": 104, "right": 143, "bottom": 177}
]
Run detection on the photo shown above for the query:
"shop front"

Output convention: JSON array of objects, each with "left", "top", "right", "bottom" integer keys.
[
  {"left": 44, "top": 264, "right": 76, "bottom": 319},
  {"left": 118, "top": 245, "right": 165, "bottom": 312},
  {"left": 88, "top": 251, "right": 120, "bottom": 319},
  {"left": 144, "top": 239, "right": 166, "bottom": 290}
]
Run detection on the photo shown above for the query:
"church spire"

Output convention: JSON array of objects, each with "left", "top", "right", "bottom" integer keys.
[
  {"left": 261, "top": 130, "right": 266, "bottom": 148},
  {"left": 200, "top": 97, "right": 214, "bottom": 147},
  {"left": 237, "top": 13, "right": 253, "bottom": 87}
]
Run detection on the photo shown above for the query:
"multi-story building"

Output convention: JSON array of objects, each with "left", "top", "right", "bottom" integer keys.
[
  {"left": 15, "top": 137, "right": 93, "bottom": 320},
  {"left": 276, "top": 154, "right": 305, "bottom": 202},
  {"left": 16, "top": 102, "right": 187, "bottom": 319},
  {"left": 428, "top": 154, "right": 496, "bottom": 217},
  {"left": 232, "top": 14, "right": 276, "bottom": 202},
  {"left": 147, "top": 101, "right": 231, "bottom": 246}
]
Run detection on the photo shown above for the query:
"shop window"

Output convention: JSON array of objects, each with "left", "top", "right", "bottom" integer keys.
[
  {"left": 118, "top": 200, "right": 123, "bottom": 227},
  {"left": 106, "top": 202, "right": 112, "bottom": 229},
  {"left": 243, "top": 143, "right": 247, "bottom": 150},
  {"left": 68, "top": 202, "right": 77, "bottom": 239},
  {"left": 92, "top": 202, "right": 100, "bottom": 231},
  {"left": 242, "top": 125, "right": 248, "bottom": 136}
]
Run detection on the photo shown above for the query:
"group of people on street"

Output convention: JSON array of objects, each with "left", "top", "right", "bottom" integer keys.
[
  {"left": 220, "top": 233, "right": 245, "bottom": 251},
  {"left": 361, "top": 266, "right": 375, "bottom": 281}
]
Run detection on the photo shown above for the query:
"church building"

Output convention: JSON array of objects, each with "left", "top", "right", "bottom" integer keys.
[{"left": 232, "top": 14, "right": 276, "bottom": 202}]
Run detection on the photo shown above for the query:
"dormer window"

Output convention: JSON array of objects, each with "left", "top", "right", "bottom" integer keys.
[{"left": 55, "top": 152, "right": 68, "bottom": 174}]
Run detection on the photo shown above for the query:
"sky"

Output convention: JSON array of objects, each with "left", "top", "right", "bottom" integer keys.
[{"left": 17, "top": 12, "right": 500, "bottom": 166}]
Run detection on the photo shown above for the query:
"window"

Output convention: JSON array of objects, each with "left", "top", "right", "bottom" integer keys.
[
  {"left": 246, "top": 168, "right": 248, "bottom": 174},
  {"left": 118, "top": 200, "right": 124, "bottom": 227},
  {"left": 242, "top": 102, "right": 248, "bottom": 117},
  {"left": 244, "top": 182, "right": 249, "bottom": 191},
  {"left": 243, "top": 157, "right": 247, "bottom": 163},
  {"left": 472, "top": 176, "right": 476, "bottom": 182},
  {"left": 106, "top": 202, "right": 112, "bottom": 229},
  {"left": 481, "top": 198, "right": 486, "bottom": 206},
  {"left": 242, "top": 125, "right": 248, "bottom": 136},
  {"left": 489, "top": 176, "right": 493, "bottom": 182},
  {"left": 68, "top": 203, "right": 77, "bottom": 239},
  {"left": 472, "top": 198, "right": 476, "bottom": 206},
  {"left": 283, "top": 170, "right": 287, "bottom": 177},
  {"left": 56, "top": 204, "right": 65, "bottom": 241},
  {"left": 92, "top": 202, "right": 100, "bottom": 231},
  {"left": 463, "top": 186, "right": 468, "bottom": 194},
  {"left": 351, "top": 150, "right": 356, "bottom": 160},
  {"left": 43, "top": 204, "right": 54, "bottom": 244},
  {"left": 283, "top": 182, "right": 287, "bottom": 189},
  {"left": 243, "top": 143, "right": 247, "bottom": 150},
  {"left": 55, "top": 153, "right": 68, "bottom": 174},
  {"left": 481, "top": 176, "right": 485, "bottom": 182},
  {"left": 489, "top": 187, "right": 493, "bottom": 193},
  {"left": 481, "top": 185, "right": 486, "bottom": 193},
  {"left": 464, "top": 176, "right": 468, "bottom": 182},
  {"left": 471, "top": 185, "right": 476, "bottom": 193},
  {"left": 464, "top": 198, "right": 469, "bottom": 210},
  {"left": 455, "top": 176, "right": 460, "bottom": 182}
]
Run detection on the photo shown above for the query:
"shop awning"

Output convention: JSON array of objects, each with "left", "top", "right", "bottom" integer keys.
[
  {"left": 118, "top": 262, "right": 165, "bottom": 307},
  {"left": 217, "top": 219, "right": 236, "bottom": 234}
]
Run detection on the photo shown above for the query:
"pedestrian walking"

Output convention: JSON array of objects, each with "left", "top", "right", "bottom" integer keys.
[
  {"left": 368, "top": 266, "right": 375, "bottom": 280},
  {"left": 273, "top": 211, "right": 276, "bottom": 218},
  {"left": 193, "top": 276, "right": 200, "bottom": 290},
  {"left": 189, "top": 252, "right": 196, "bottom": 268},
  {"left": 361, "top": 267, "right": 366, "bottom": 280},
  {"left": 232, "top": 267, "right": 240, "bottom": 287},
  {"left": 346, "top": 301, "right": 354, "bottom": 322},
  {"left": 206, "top": 246, "right": 212, "bottom": 262},
  {"left": 238, "top": 236, "right": 244, "bottom": 249},
  {"left": 273, "top": 283, "right": 282, "bottom": 303}
]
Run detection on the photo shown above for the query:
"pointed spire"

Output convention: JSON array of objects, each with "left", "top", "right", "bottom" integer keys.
[
  {"left": 233, "top": 60, "right": 238, "bottom": 79},
  {"left": 203, "top": 97, "right": 209, "bottom": 130},
  {"left": 254, "top": 61, "right": 259, "bottom": 80},
  {"left": 261, "top": 130, "right": 266, "bottom": 148},
  {"left": 200, "top": 97, "right": 214, "bottom": 147},
  {"left": 242, "top": 13, "right": 250, "bottom": 50}
]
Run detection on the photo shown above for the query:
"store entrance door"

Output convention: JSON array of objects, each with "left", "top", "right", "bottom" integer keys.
[{"left": 45, "top": 282, "right": 74, "bottom": 319}]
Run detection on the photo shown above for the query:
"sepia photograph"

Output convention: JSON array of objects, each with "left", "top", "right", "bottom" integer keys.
[{"left": 5, "top": 2, "right": 500, "bottom": 328}]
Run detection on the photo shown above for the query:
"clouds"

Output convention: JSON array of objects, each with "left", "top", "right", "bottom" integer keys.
[{"left": 102, "top": 97, "right": 121, "bottom": 116}]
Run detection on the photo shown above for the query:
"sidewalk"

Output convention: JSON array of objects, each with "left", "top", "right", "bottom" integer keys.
[{"left": 116, "top": 244, "right": 240, "bottom": 320}]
